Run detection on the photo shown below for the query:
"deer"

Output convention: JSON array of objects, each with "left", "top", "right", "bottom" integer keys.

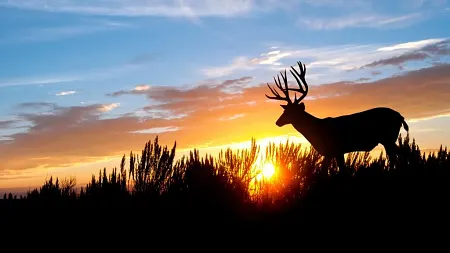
[{"left": 265, "top": 61, "right": 409, "bottom": 176}]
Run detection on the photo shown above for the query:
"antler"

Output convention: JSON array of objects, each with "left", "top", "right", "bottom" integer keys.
[
  {"left": 265, "top": 61, "right": 309, "bottom": 105},
  {"left": 265, "top": 69, "right": 293, "bottom": 104},
  {"left": 288, "top": 61, "right": 309, "bottom": 104}
]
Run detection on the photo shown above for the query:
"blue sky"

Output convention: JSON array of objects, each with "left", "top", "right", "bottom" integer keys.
[{"left": 1, "top": 0, "right": 450, "bottom": 188}]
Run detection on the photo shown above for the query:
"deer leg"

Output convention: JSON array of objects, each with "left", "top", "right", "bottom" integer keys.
[
  {"left": 336, "top": 155, "right": 346, "bottom": 175},
  {"left": 383, "top": 142, "right": 398, "bottom": 169}
]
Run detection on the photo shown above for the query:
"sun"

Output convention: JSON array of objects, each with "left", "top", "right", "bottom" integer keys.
[{"left": 257, "top": 162, "right": 276, "bottom": 180}]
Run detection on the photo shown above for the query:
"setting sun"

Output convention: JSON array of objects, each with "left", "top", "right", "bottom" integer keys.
[{"left": 256, "top": 162, "right": 276, "bottom": 181}]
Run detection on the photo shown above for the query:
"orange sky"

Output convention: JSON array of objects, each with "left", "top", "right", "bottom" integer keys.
[{"left": 2, "top": 63, "right": 450, "bottom": 190}]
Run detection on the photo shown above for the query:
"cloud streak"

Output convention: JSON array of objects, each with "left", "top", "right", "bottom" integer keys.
[
  {"left": 0, "top": 120, "right": 18, "bottom": 129},
  {"left": 358, "top": 39, "right": 450, "bottom": 69},
  {"left": 298, "top": 13, "right": 422, "bottom": 30},
  {"left": 202, "top": 57, "right": 257, "bottom": 78},
  {"left": 56, "top": 91, "right": 77, "bottom": 96},
  {"left": 0, "top": 0, "right": 257, "bottom": 17},
  {"left": 0, "top": 76, "right": 81, "bottom": 87},
  {"left": 376, "top": 38, "right": 445, "bottom": 51},
  {"left": 200, "top": 38, "right": 447, "bottom": 81},
  {"left": 107, "top": 84, "right": 151, "bottom": 97},
  {"left": 20, "top": 20, "right": 132, "bottom": 42},
  {"left": 0, "top": 62, "right": 145, "bottom": 88}
]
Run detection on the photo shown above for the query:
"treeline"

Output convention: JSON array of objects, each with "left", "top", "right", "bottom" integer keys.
[{"left": 1, "top": 135, "right": 450, "bottom": 225}]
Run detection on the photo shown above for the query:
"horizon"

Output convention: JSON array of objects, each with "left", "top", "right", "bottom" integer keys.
[{"left": 1, "top": 0, "right": 450, "bottom": 192}]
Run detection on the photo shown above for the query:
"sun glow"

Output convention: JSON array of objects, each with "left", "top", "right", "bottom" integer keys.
[{"left": 257, "top": 162, "right": 276, "bottom": 180}]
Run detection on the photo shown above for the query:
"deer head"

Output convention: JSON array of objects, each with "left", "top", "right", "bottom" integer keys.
[{"left": 265, "top": 61, "right": 309, "bottom": 127}]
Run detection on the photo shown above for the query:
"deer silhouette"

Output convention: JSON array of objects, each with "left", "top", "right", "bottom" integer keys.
[{"left": 265, "top": 61, "right": 409, "bottom": 175}]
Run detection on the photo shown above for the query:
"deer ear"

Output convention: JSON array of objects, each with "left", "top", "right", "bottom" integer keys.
[
  {"left": 299, "top": 102, "right": 305, "bottom": 111},
  {"left": 280, "top": 104, "right": 288, "bottom": 110}
]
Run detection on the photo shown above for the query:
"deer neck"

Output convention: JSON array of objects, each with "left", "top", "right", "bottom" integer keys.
[{"left": 290, "top": 111, "right": 321, "bottom": 142}]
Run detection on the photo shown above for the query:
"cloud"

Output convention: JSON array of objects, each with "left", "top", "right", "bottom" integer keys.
[
  {"left": 361, "top": 52, "right": 430, "bottom": 68},
  {"left": 298, "top": 13, "right": 422, "bottom": 30},
  {"left": 293, "top": 0, "right": 449, "bottom": 31},
  {"left": 358, "top": 39, "right": 450, "bottom": 69},
  {"left": 202, "top": 51, "right": 297, "bottom": 78},
  {"left": 16, "top": 102, "right": 57, "bottom": 110},
  {"left": 19, "top": 20, "right": 131, "bottom": 42},
  {"left": 376, "top": 38, "right": 445, "bottom": 51},
  {"left": 257, "top": 51, "right": 293, "bottom": 65},
  {"left": 134, "top": 85, "right": 150, "bottom": 91},
  {"left": 0, "top": 62, "right": 144, "bottom": 88},
  {"left": 2, "top": 64, "right": 450, "bottom": 173},
  {"left": 0, "top": 0, "right": 258, "bottom": 17},
  {"left": 130, "top": 126, "right": 180, "bottom": 134},
  {"left": 407, "top": 0, "right": 449, "bottom": 8},
  {"left": 98, "top": 103, "right": 120, "bottom": 112},
  {"left": 199, "top": 38, "right": 447, "bottom": 80},
  {"left": 0, "top": 76, "right": 81, "bottom": 87},
  {"left": 111, "top": 76, "right": 254, "bottom": 103},
  {"left": 107, "top": 84, "right": 151, "bottom": 97},
  {"left": 202, "top": 57, "right": 257, "bottom": 78},
  {"left": 0, "top": 120, "right": 18, "bottom": 129},
  {"left": 301, "top": 0, "right": 447, "bottom": 10},
  {"left": 219, "top": 114, "right": 245, "bottom": 121},
  {"left": 56, "top": 91, "right": 77, "bottom": 96}
]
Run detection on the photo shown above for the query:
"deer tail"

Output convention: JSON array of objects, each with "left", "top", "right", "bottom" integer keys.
[{"left": 402, "top": 119, "right": 409, "bottom": 132}]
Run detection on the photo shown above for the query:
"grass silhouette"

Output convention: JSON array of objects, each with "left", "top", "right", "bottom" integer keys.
[{"left": 1, "top": 134, "right": 449, "bottom": 229}]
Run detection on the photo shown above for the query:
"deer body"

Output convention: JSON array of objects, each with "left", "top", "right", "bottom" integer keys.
[
  {"left": 287, "top": 107, "right": 408, "bottom": 157},
  {"left": 265, "top": 61, "right": 409, "bottom": 175}
]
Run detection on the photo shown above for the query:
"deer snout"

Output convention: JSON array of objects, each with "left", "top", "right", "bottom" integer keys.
[
  {"left": 275, "top": 112, "right": 289, "bottom": 127},
  {"left": 276, "top": 118, "right": 284, "bottom": 127}
]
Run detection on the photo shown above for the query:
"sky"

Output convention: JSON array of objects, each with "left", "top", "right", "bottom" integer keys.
[{"left": 1, "top": 0, "right": 450, "bottom": 191}]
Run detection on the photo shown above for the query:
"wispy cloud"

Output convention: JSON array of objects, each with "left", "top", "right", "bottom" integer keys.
[
  {"left": 0, "top": 62, "right": 145, "bottom": 88},
  {"left": 200, "top": 38, "right": 447, "bottom": 81},
  {"left": 377, "top": 38, "right": 445, "bottom": 51},
  {"left": 0, "top": 18, "right": 133, "bottom": 45},
  {"left": 293, "top": 0, "right": 448, "bottom": 31},
  {"left": 0, "top": 76, "right": 80, "bottom": 87},
  {"left": 107, "top": 84, "right": 151, "bottom": 97},
  {"left": 98, "top": 103, "right": 120, "bottom": 112},
  {"left": 0, "top": 120, "right": 18, "bottom": 129},
  {"left": 219, "top": 114, "right": 245, "bottom": 121},
  {"left": 301, "top": 0, "right": 446, "bottom": 10},
  {"left": 298, "top": 13, "right": 422, "bottom": 30},
  {"left": 55, "top": 91, "right": 77, "bottom": 96},
  {"left": 256, "top": 50, "right": 292, "bottom": 65},
  {"left": 130, "top": 126, "right": 180, "bottom": 134},
  {"left": 0, "top": 0, "right": 257, "bottom": 17},
  {"left": 358, "top": 39, "right": 450, "bottom": 69},
  {"left": 134, "top": 85, "right": 150, "bottom": 91},
  {"left": 202, "top": 57, "right": 257, "bottom": 78},
  {"left": 16, "top": 102, "right": 57, "bottom": 110},
  {"left": 20, "top": 20, "right": 131, "bottom": 42}
]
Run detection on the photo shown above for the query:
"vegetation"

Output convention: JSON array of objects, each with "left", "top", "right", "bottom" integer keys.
[{"left": 1, "top": 134, "right": 449, "bottom": 228}]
